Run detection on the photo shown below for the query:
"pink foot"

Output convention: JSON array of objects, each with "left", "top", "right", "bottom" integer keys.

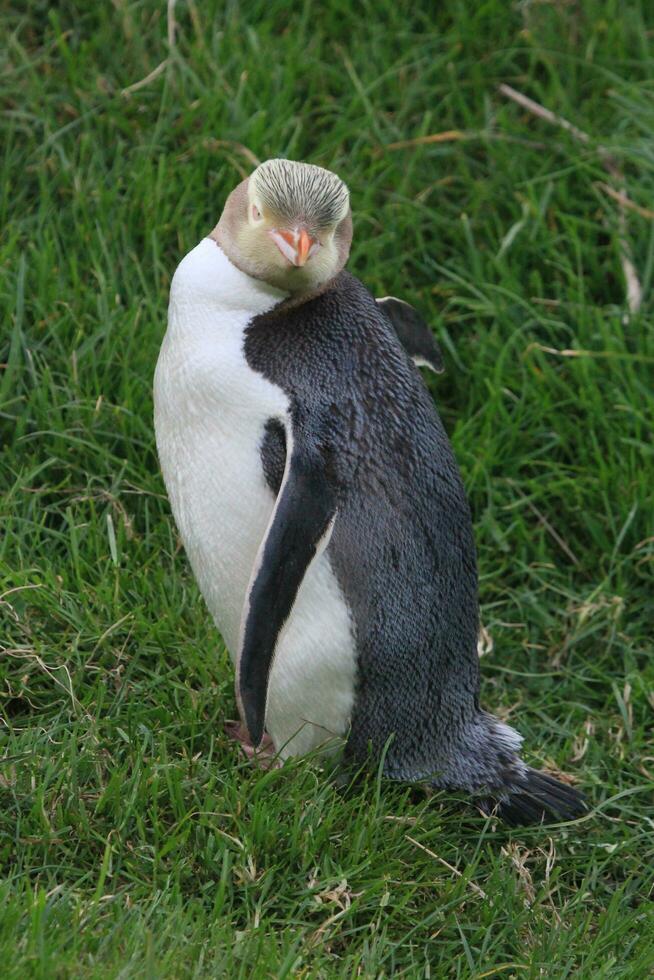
[{"left": 224, "top": 720, "right": 281, "bottom": 769}]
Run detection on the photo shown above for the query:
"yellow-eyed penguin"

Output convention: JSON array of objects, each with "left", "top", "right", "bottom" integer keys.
[{"left": 153, "top": 159, "right": 587, "bottom": 825}]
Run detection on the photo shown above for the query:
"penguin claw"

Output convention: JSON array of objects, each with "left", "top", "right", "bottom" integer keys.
[{"left": 224, "top": 719, "right": 281, "bottom": 769}]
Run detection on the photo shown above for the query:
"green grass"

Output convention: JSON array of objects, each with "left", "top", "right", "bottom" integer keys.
[{"left": 2, "top": 0, "right": 654, "bottom": 976}]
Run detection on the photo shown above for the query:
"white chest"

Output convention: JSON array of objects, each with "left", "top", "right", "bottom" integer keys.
[
  {"left": 153, "top": 240, "right": 288, "bottom": 653},
  {"left": 153, "top": 240, "right": 356, "bottom": 757}
]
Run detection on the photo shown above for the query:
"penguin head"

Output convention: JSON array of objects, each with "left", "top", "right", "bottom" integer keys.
[{"left": 212, "top": 159, "right": 352, "bottom": 296}]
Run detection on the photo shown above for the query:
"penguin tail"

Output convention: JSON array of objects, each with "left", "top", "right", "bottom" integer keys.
[{"left": 479, "top": 768, "right": 588, "bottom": 827}]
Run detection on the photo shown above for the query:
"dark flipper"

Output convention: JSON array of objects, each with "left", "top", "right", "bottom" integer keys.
[
  {"left": 480, "top": 769, "right": 588, "bottom": 827},
  {"left": 376, "top": 296, "right": 444, "bottom": 374},
  {"left": 237, "top": 425, "right": 337, "bottom": 748}
]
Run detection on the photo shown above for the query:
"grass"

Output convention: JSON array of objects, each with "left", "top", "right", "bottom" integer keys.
[{"left": 1, "top": 0, "right": 654, "bottom": 976}]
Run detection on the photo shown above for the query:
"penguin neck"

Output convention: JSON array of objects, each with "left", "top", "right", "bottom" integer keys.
[
  {"left": 168, "top": 238, "right": 288, "bottom": 340},
  {"left": 270, "top": 271, "right": 344, "bottom": 313}
]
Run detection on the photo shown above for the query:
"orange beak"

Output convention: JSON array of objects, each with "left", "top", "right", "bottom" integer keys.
[
  {"left": 269, "top": 226, "right": 319, "bottom": 267},
  {"left": 296, "top": 228, "right": 312, "bottom": 266}
]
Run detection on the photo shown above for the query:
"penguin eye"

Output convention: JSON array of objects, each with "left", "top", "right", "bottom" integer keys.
[{"left": 251, "top": 203, "right": 262, "bottom": 222}]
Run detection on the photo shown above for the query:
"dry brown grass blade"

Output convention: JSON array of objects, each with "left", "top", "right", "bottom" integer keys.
[
  {"left": 406, "top": 835, "right": 487, "bottom": 899},
  {"left": 498, "top": 84, "right": 591, "bottom": 144},
  {"left": 499, "top": 83, "right": 643, "bottom": 314},
  {"left": 122, "top": 0, "right": 177, "bottom": 96},
  {"left": 387, "top": 130, "right": 467, "bottom": 150},
  {"left": 594, "top": 182, "right": 654, "bottom": 220}
]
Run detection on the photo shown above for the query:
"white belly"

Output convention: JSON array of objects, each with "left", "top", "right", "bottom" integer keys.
[{"left": 153, "top": 239, "right": 356, "bottom": 758}]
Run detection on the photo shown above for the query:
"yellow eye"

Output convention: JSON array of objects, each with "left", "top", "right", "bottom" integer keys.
[{"left": 252, "top": 204, "right": 262, "bottom": 221}]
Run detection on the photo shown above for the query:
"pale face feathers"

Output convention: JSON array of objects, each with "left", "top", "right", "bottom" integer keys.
[{"left": 211, "top": 159, "right": 353, "bottom": 296}]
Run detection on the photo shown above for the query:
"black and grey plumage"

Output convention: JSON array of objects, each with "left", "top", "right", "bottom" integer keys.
[
  {"left": 245, "top": 272, "right": 585, "bottom": 825},
  {"left": 154, "top": 158, "right": 587, "bottom": 827}
]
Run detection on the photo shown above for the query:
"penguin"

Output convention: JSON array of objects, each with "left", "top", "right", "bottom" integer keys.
[{"left": 153, "top": 158, "right": 587, "bottom": 825}]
